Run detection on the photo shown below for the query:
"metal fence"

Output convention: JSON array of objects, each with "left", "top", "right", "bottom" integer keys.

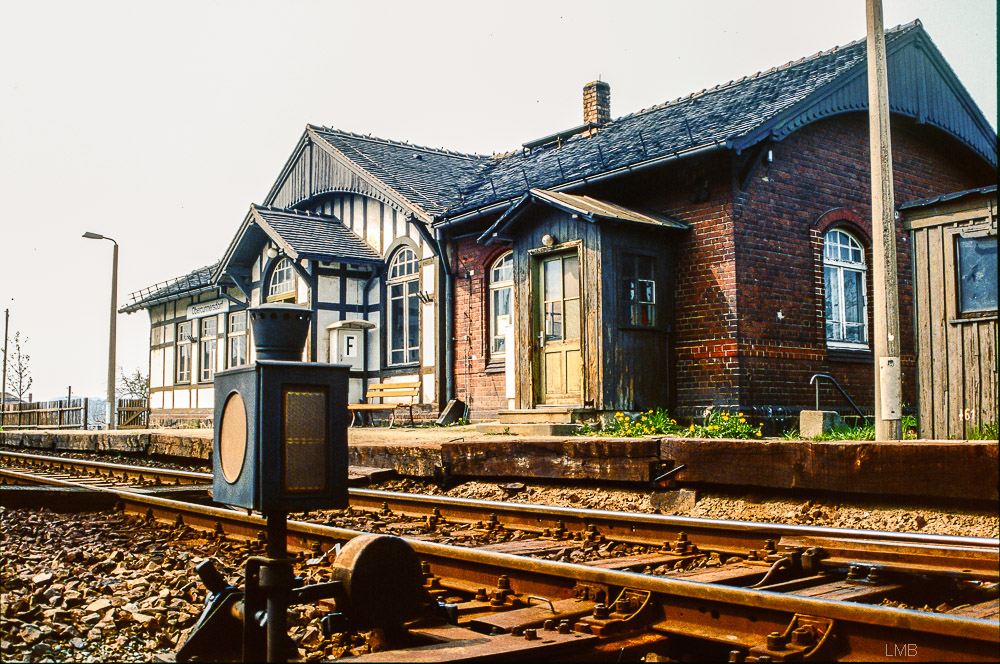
[{"left": 1, "top": 398, "right": 89, "bottom": 430}]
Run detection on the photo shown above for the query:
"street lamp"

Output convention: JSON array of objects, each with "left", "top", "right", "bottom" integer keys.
[{"left": 83, "top": 232, "right": 118, "bottom": 430}]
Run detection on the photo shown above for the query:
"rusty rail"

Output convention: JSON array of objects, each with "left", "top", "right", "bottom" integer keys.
[{"left": 1, "top": 466, "right": 997, "bottom": 662}]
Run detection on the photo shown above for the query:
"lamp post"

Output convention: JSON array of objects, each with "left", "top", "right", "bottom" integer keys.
[{"left": 83, "top": 232, "right": 118, "bottom": 430}]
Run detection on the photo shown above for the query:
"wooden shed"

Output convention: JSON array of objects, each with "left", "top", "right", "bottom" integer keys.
[
  {"left": 900, "top": 186, "right": 997, "bottom": 439},
  {"left": 479, "top": 189, "right": 686, "bottom": 413}
]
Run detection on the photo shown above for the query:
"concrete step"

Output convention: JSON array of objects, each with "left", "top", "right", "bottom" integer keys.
[
  {"left": 496, "top": 408, "right": 594, "bottom": 424},
  {"left": 474, "top": 422, "right": 584, "bottom": 436}
]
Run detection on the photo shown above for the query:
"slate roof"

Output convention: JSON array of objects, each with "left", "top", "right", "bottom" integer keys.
[
  {"left": 121, "top": 263, "right": 218, "bottom": 313},
  {"left": 251, "top": 205, "right": 382, "bottom": 264},
  {"left": 309, "top": 128, "right": 484, "bottom": 217},
  {"left": 303, "top": 21, "right": 995, "bottom": 226}
]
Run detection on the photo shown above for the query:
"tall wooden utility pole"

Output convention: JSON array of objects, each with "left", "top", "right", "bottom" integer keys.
[{"left": 866, "top": 0, "right": 903, "bottom": 440}]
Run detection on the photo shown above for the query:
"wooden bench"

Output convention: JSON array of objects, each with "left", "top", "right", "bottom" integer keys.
[{"left": 347, "top": 381, "right": 421, "bottom": 428}]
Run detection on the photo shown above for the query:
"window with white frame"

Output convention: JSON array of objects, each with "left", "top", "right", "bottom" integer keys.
[
  {"left": 268, "top": 257, "right": 296, "bottom": 299},
  {"left": 489, "top": 252, "right": 513, "bottom": 356},
  {"left": 200, "top": 317, "right": 218, "bottom": 382},
  {"left": 176, "top": 321, "right": 193, "bottom": 383},
  {"left": 227, "top": 310, "right": 249, "bottom": 368},
  {"left": 824, "top": 229, "right": 868, "bottom": 347},
  {"left": 388, "top": 248, "right": 420, "bottom": 364}
]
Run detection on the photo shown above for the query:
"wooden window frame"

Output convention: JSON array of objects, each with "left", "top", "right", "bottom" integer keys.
[
  {"left": 488, "top": 251, "right": 514, "bottom": 360},
  {"left": 267, "top": 257, "right": 297, "bottom": 302},
  {"left": 823, "top": 229, "right": 869, "bottom": 349},
  {"left": 387, "top": 248, "right": 420, "bottom": 366},
  {"left": 176, "top": 321, "right": 193, "bottom": 384}
]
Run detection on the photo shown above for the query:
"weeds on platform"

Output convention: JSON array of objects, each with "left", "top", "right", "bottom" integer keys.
[
  {"left": 966, "top": 422, "right": 998, "bottom": 440},
  {"left": 593, "top": 409, "right": 685, "bottom": 437},
  {"left": 686, "top": 410, "right": 764, "bottom": 439}
]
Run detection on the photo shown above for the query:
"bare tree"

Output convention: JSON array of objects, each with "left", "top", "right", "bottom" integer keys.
[
  {"left": 5, "top": 331, "right": 32, "bottom": 403},
  {"left": 117, "top": 366, "right": 149, "bottom": 401}
]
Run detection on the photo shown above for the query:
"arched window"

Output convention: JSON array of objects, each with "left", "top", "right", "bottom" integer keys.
[
  {"left": 268, "top": 258, "right": 296, "bottom": 299},
  {"left": 388, "top": 248, "right": 420, "bottom": 364},
  {"left": 824, "top": 229, "right": 868, "bottom": 347},
  {"left": 489, "top": 252, "right": 514, "bottom": 356}
]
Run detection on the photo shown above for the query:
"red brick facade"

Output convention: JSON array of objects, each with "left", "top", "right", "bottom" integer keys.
[
  {"left": 450, "top": 237, "right": 510, "bottom": 419},
  {"left": 451, "top": 112, "right": 993, "bottom": 423}
]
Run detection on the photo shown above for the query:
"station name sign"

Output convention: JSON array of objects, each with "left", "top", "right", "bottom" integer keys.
[{"left": 187, "top": 298, "right": 230, "bottom": 319}]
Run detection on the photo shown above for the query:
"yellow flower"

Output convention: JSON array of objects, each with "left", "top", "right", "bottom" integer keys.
[
  {"left": 739, "top": 417, "right": 746, "bottom": 423},
  {"left": 689, "top": 424, "right": 695, "bottom": 431},
  {"left": 756, "top": 431, "right": 762, "bottom": 437},
  {"left": 708, "top": 425, "right": 718, "bottom": 430},
  {"left": 723, "top": 414, "right": 730, "bottom": 421}
]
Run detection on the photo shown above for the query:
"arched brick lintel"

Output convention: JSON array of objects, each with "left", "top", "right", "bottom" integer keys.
[{"left": 814, "top": 208, "right": 872, "bottom": 245}]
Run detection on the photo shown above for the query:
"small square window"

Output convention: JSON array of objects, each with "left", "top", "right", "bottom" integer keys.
[{"left": 957, "top": 235, "right": 998, "bottom": 314}]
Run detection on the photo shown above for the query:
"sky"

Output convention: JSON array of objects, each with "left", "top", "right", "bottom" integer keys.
[{"left": 0, "top": 0, "right": 996, "bottom": 401}]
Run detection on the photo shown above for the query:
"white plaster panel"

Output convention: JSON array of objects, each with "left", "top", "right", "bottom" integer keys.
[
  {"left": 150, "top": 350, "right": 164, "bottom": 388},
  {"left": 367, "top": 317, "right": 380, "bottom": 371},
  {"left": 366, "top": 279, "right": 380, "bottom": 307},
  {"left": 421, "top": 265, "right": 434, "bottom": 295},
  {"left": 382, "top": 209, "right": 396, "bottom": 255},
  {"left": 197, "top": 388, "right": 213, "bottom": 408},
  {"left": 166, "top": 302, "right": 175, "bottom": 319},
  {"left": 251, "top": 288, "right": 261, "bottom": 307},
  {"left": 352, "top": 195, "right": 364, "bottom": 236},
  {"left": 422, "top": 302, "right": 435, "bottom": 367},
  {"left": 151, "top": 306, "right": 164, "bottom": 324},
  {"left": 252, "top": 258, "right": 261, "bottom": 282},
  {"left": 151, "top": 392, "right": 164, "bottom": 409},
  {"left": 366, "top": 198, "right": 380, "bottom": 251},
  {"left": 422, "top": 374, "right": 434, "bottom": 405},
  {"left": 346, "top": 279, "right": 362, "bottom": 306},
  {"left": 317, "top": 310, "right": 339, "bottom": 363},
  {"left": 163, "top": 347, "right": 175, "bottom": 387},
  {"left": 319, "top": 275, "right": 340, "bottom": 303},
  {"left": 348, "top": 378, "right": 363, "bottom": 405},
  {"left": 408, "top": 222, "right": 422, "bottom": 247},
  {"left": 163, "top": 390, "right": 173, "bottom": 409},
  {"left": 175, "top": 390, "right": 190, "bottom": 409}
]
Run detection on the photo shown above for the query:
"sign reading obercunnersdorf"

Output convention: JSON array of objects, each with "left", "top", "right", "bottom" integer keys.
[{"left": 187, "top": 299, "right": 230, "bottom": 319}]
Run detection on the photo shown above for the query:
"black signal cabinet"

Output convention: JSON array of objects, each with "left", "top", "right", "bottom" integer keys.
[{"left": 212, "top": 360, "right": 349, "bottom": 512}]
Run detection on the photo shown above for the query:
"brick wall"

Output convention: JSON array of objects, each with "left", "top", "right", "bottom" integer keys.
[
  {"left": 733, "top": 114, "right": 990, "bottom": 418},
  {"left": 447, "top": 113, "right": 993, "bottom": 424},
  {"left": 451, "top": 236, "right": 510, "bottom": 420}
]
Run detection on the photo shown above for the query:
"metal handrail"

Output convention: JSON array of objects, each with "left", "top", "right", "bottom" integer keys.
[{"left": 808, "top": 374, "right": 871, "bottom": 426}]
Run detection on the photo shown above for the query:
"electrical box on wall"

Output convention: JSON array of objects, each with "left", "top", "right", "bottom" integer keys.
[
  {"left": 327, "top": 319, "right": 376, "bottom": 371},
  {"left": 212, "top": 303, "right": 351, "bottom": 512}
]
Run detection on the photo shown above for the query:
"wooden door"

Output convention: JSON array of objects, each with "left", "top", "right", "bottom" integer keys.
[{"left": 535, "top": 252, "right": 582, "bottom": 404}]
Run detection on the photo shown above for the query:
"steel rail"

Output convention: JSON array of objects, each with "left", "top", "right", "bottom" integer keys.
[
  {"left": 0, "top": 449, "right": 209, "bottom": 485},
  {"left": 1, "top": 467, "right": 996, "bottom": 662},
  {"left": 3, "top": 453, "right": 997, "bottom": 579}
]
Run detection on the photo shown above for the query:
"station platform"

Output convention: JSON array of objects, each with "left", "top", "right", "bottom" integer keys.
[{"left": 2, "top": 426, "right": 996, "bottom": 503}]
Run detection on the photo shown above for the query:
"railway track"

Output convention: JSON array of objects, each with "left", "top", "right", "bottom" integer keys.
[{"left": 2, "top": 450, "right": 998, "bottom": 661}]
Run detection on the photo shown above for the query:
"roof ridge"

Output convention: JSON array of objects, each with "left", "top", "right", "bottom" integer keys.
[
  {"left": 618, "top": 20, "right": 919, "bottom": 123},
  {"left": 308, "top": 124, "right": 486, "bottom": 160}
]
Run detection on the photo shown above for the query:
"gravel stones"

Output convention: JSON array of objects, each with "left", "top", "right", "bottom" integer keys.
[{"left": 375, "top": 478, "right": 999, "bottom": 538}]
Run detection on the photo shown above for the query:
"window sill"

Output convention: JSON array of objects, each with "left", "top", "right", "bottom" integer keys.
[
  {"left": 827, "top": 347, "right": 872, "bottom": 363},
  {"left": 385, "top": 362, "right": 420, "bottom": 371},
  {"left": 950, "top": 313, "right": 997, "bottom": 325}
]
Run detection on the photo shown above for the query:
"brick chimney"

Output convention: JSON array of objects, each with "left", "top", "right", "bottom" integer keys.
[{"left": 583, "top": 80, "right": 611, "bottom": 126}]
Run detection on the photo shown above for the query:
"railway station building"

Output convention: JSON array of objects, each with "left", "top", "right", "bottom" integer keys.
[{"left": 123, "top": 20, "right": 996, "bottom": 428}]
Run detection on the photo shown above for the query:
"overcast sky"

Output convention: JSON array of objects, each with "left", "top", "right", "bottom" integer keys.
[{"left": 1, "top": 0, "right": 996, "bottom": 401}]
